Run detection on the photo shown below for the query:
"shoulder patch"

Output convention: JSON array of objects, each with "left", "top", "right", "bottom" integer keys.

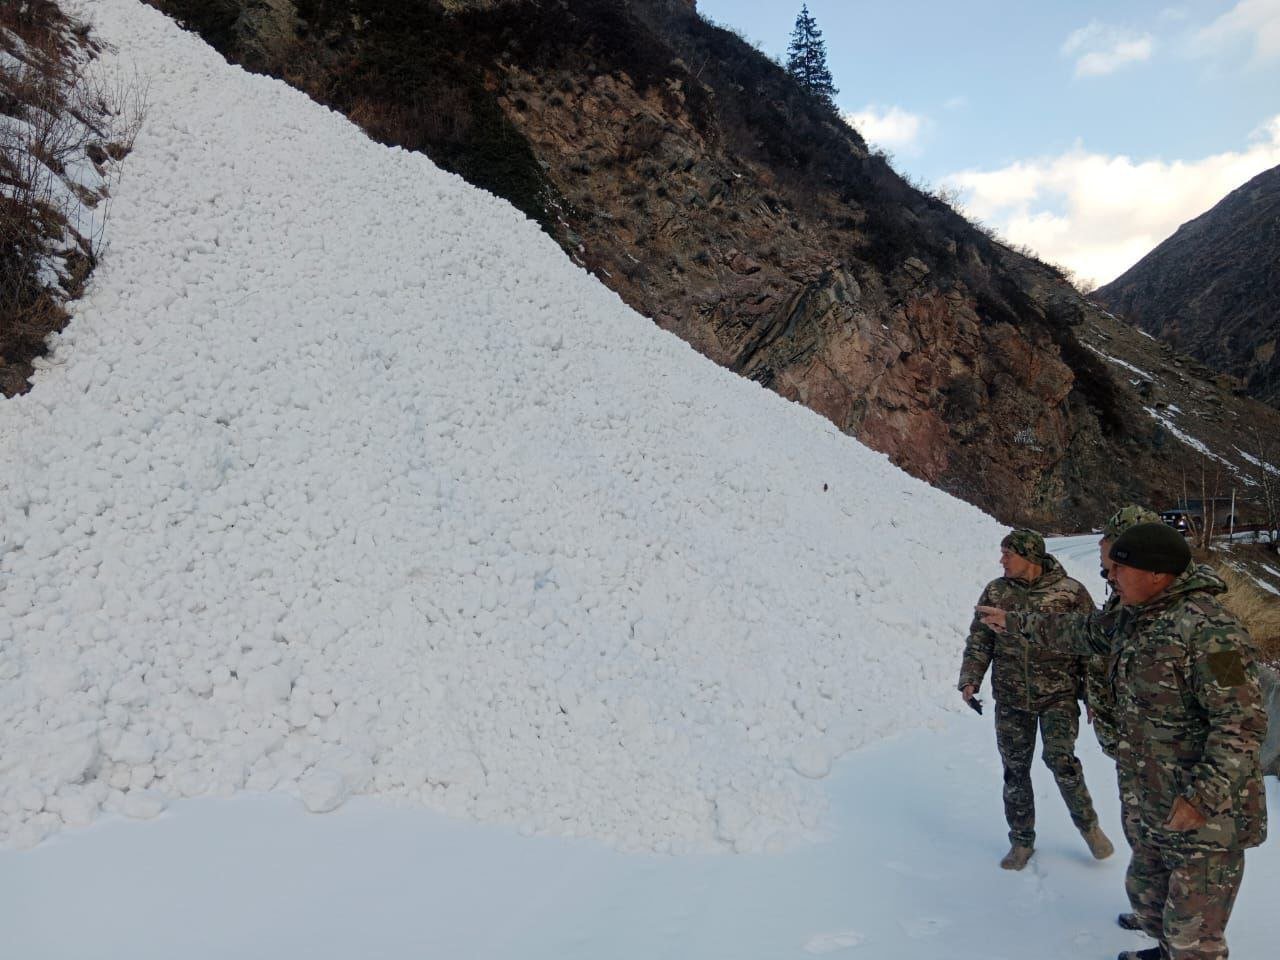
[{"left": 1207, "top": 650, "right": 1247, "bottom": 687}]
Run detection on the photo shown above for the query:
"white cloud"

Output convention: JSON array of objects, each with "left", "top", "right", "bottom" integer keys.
[
  {"left": 1062, "top": 21, "right": 1155, "bottom": 76},
  {"left": 843, "top": 105, "right": 926, "bottom": 154},
  {"left": 1192, "top": 0, "right": 1280, "bottom": 63},
  {"left": 940, "top": 114, "right": 1280, "bottom": 288}
]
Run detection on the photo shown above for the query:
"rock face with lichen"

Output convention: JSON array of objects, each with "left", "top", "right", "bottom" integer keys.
[{"left": 143, "top": 0, "right": 1280, "bottom": 527}]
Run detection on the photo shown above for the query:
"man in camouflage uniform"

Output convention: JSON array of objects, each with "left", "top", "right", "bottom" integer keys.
[
  {"left": 982, "top": 523, "right": 1268, "bottom": 960},
  {"left": 1086, "top": 507, "right": 1161, "bottom": 767},
  {"left": 1019, "top": 505, "right": 1160, "bottom": 929},
  {"left": 958, "top": 529, "right": 1113, "bottom": 870},
  {"left": 1092, "top": 508, "right": 1162, "bottom": 864}
]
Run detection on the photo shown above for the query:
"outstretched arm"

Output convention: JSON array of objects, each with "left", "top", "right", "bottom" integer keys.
[{"left": 975, "top": 604, "right": 1117, "bottom": 657}]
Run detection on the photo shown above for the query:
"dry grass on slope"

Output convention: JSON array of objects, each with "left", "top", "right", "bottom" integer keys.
[{"left": 1213, "top": 560, "right": 1280, "bottom": 667}]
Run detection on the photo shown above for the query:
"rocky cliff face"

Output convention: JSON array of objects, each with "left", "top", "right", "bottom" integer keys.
[
  {"left": 142, "top": 0, "right": 1280, "bottom": 529},
  {"left": 1092, "top": 164, "right": 1280, "bottom": 409}
]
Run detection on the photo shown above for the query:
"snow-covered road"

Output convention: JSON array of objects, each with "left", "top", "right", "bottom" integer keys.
[{"left": 4, "top": 699, "right": 1276, "bottom": 960}]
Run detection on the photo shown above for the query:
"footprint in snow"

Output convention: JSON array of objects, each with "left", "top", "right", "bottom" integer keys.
[
  {"left": 803, "top": 930, "right": 866, "bottom": 954},
  {"left": 900, "top": 916, "right": 951, "bottom": 939},
  {"left": 885, "top": 859, "right": 940, "bottom": 880}
]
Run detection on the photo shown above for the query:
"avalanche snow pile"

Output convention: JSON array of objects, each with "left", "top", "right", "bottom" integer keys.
[{"left": 0, "top": 0, "right": 1004, "bottom": 853}]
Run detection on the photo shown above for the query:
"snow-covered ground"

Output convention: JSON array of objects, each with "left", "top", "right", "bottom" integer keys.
[
  {"left": 3, "top": 613, "right": 1276, "bottom": 959},
  {"left": 1082, "top": 343, "right": 1153, "bottom": 383},
  {"left": 2, "top": 539, "right": 1267, "bottom": 960},
  {"left": 1144, "top": 406, "right": 1235, "bottom": 469},
  {"left": 0, "top": 2, "right": 1275, "bottom": 957}
]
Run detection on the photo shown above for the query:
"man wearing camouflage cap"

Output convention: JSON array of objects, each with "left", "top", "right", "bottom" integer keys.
[
  {"left": 958, "top": 529, "right": 1112, "bottom": 870},
  {"left": 982, "top": 523, "right": 1268, "bottom": 959}
]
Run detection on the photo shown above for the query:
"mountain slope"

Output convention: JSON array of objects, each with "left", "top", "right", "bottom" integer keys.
[
  {"left": 1093, "top": 163, "right": 1280, "bottom": 408},
  {"left": 142, "top": 0, "right": 1280, "bottom": 530}
]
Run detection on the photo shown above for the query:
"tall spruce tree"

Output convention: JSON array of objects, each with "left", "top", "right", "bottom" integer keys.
[{"left": 786, "top": 5, "right": 838, "bottom": 103}]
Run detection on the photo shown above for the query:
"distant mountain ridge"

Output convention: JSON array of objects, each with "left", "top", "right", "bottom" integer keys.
[
  {"left": 140, "top": 0, "right": 1280, "bottom": 529},
  {"left": 1093, "top": 164, "right": 1280, "bottom": 408}
]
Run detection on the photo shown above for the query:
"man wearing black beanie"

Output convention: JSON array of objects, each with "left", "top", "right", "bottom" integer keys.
[{"left": 1103, "top": 522, "right": 1268, "bottom": 960}]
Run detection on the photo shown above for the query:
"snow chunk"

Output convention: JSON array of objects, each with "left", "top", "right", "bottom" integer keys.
[
  {"left": 791, "top": 741, "right": 833, "bottom": 780},
  {"left": 299, "top": 769, "right": 349, "bottom": 814},
  {"left": 119, "top": 790, "right": 168, "bottom": 820}
]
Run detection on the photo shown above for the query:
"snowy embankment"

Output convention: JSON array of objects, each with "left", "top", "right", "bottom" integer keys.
[
  {"left": 0, "top": 11, "right": 133, "bottom": 302},
  {"left": 0, "top": 0, "right": 1002, "bottom": 853}
]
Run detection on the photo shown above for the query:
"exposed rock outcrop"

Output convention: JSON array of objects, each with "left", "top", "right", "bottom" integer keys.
[{"left": 1093, "top": 164, "right": 1280, "bottom": 409}]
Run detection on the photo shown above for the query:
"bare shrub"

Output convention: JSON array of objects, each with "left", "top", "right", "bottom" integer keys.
[
  {"left": 1179, "top": 458, "right": 1229, "bottom": 552},
  {"left": 1, "top": 2, "right": 145, "bottom": 394},
  {"left": 1244, "top": 426, "right": 1280, "bottom": 548}
]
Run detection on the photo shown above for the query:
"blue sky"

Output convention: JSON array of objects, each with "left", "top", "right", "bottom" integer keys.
[{"left": 695, "top": 0, "right": 1280, "bottom": 286}]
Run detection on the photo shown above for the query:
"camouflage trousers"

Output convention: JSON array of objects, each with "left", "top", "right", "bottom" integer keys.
[
  {"left": 1126, "top": 840, "right": 1245, "bottom": 959},
  {"left": 994, "top": 700, "right": 1098, "bottom": 847},
  {"left": 1117, "top": 760, "right": 1141, "bottom": 850},
  {"left": 1093, "top": 715, "right": 1141, "bottom": 848}
]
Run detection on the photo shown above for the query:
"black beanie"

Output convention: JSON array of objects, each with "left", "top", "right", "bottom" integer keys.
[{"left": 1108, "top": 522, "right": 1191, "bottom": 574}]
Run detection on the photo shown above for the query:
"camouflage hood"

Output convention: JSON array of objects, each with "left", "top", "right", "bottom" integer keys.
[{"left": 1141, "top": 562, "right": 1226, "bottom": 611}]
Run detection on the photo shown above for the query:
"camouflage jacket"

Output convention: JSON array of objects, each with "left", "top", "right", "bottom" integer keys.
[
  {"left": 1015, "top": 565, "right": 1268, "bottom": 853},
  {"left": 1085, "top": 592, "right": 1124, "bottom": 758},
  {"left": 958, "top": 555, "right": 1094, "bottom": 712},
  {"left": 1011, "top": 599, "right": 1127, "bottom": 755}
]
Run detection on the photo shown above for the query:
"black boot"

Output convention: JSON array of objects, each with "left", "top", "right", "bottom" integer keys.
[{"left": 1116, "top": 948, "right": 1162, "bottom": 960}]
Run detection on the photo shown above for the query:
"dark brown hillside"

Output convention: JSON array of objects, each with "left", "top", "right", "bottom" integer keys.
[
  {"left": 139, "top": 0, "right": 1280, "bottom": 530},
  {"left": 1093, "top": 164, "right": 1280, "bottom": 409}
]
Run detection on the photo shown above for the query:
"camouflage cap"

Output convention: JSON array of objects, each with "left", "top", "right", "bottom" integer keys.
[
  {"left": 1001, "top": 528, "right": 1046, "bottom": 563},
  {"left": 1109, "top": 522, "right": 1191, "bottom": 574},
  {"left": 1102, "top": 504, "right": 1161, "bottom": 540}
]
